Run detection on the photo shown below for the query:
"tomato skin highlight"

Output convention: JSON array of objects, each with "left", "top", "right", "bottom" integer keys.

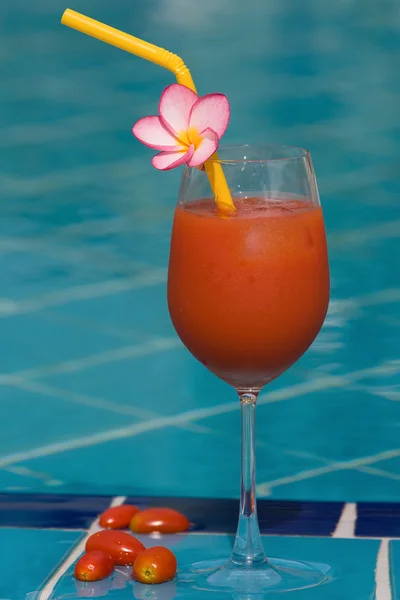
[
  {"left": 133, "top": 546, "right": 177, "bottom": 584},
  {"left": 86, "top": 530, "right": 145, "bottom": 565},
  {"left": 99, "top": 504, "right": 140, "bottom": 529},
  {"left": 129, "top": 508, "right": 190, "bottom": 534},
  {"left": 74, "top": 550, "right": 114, "bottom": 581}
]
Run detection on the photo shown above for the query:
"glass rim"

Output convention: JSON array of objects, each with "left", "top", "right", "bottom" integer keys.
[{"left": 204, "top": 144, "right": 310, "bottom": 164}]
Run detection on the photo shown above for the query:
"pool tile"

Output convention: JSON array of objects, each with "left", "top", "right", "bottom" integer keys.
[
  {"left": 42, "top": 345, "right": 196, "bottom": 417},
  {"left": 1, "top": 0, "right": 400, "bottom": 512},
  {"left": 0, "top": 247, "right": 121, "bottom": 301},
  {"left": 43, "top": 278, "right": 173, "bottom": 341},
  {"left": 267, "top": 467, "right": 400, "bottom": 503},
  {"left": 0, "top": 493, "right": 111, "bottom": 528},
  {"left": 0, "top": 492, "right": 345, "bottom": 536},
  {"left": 51, "top": 533, "right": 379, "bottom": 599},
  {"left": 356, "top": 502, "right": 400, "bottom": 538},
  {"left": 0, "top": 528, "right": 83, "bottom": 600},
  {"left": 126, "top": 496, "right": 344, "bottom": 536},
  {"left": 0, "top": 312, "right": 135, "bottom": 374},
  {"left": 0, "top": 386, "right": 142, "bottom": 461}
]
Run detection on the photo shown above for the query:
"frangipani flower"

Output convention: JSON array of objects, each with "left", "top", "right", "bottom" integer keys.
[{"left": 132, "top": 83, "right": 230, "bottom": 170}]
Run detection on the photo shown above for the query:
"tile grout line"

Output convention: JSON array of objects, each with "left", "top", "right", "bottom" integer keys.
[
  {"left": 375, "top": 538, "right": 392, "bottom": 600},
  {"left": 0, "top": 336, "right": 181, "bottom": 384},
  {"left": 7, "top": 377, "right": 212, "bottom": 436},
  {"left": 332, "top": 502, "right": 357, "bottom": 538},
  {"left": 0, "top": 269, "right": 167, "bottom": 318},
  {"left": 282, "top": 447, "right": 400, "bottom": 487},
  {"left": 38, "top": 496, "right": 126, "bottom": 600},
  {"left": 256, "top": 447, "right": 400, "bottom": 494}
]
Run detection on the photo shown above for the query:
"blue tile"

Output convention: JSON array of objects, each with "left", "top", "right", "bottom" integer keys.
[
  {"left": 254, "top": 387, "right": 400, "bottom": 470},
  {"left": 267, "top": 468, "right": 400, "bottom": 503},
  {"left": 0, "top": 492, "right": 346, "bottom": 536},
  {"left": 258, "top": 501, "right": 345, "bottom": 537},
  {"left": 11, "top": 381, "right": 400, "bottom": 500},
  {"left": 13, "top": 404, "right": 333, "bottom": 497},
  {"left": 0, "top": 313, "right": 135, "bottom": 374},
  {"left": 0, "top": 247, "right": 117, "bottom": 300},
  {"left": 356, "top": 502, "right": 400, "bottom": 538},
  {"left": 0, "top": 493, "right": 111, "bottom": 528},
  {"left": 51, "top": 533, "right": 379, "bottom": 599},
  {"left": 44, "top": 284, "right": 176, "bottom": 346},
  {"left": 0, "top": 386, "right": 142, "bottom": 462},
  {"left": 0, "top": 0, "right": 400, "bottom": 506},
  {"left": 125, "top": 496, "right": 344, "bottom": 536},
  {"left": 44, "top": 345, "right": 233, "bottom": 417},
  {"left": 0, "top": 493, "right": 345, "bottom": 536},
  {"left": 0, "top": 527, "right": 83, "bottom": 600},
  {"left": 17, "top": 427, "right": 236, "bottom": 498}
]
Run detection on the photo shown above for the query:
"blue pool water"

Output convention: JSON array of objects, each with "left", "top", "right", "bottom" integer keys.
[
  {"left": 1, "top": 0, "right": 399, "bottom": 503},
  {"left": 1, "top": 1, "right": 400, "bottom": 598}
]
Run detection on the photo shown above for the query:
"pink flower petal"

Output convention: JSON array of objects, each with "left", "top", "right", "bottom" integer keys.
[
  {"left": 189, "top": 94, "right": 230, "bottom": 139},
  {"left": 159, "top": 84, "right": 199, "bottom": 138},
  {"left": 152, "top": 145, "right": 195, "bottom": 171},
  {"left": 132, "top": 116, "right": 181, "bottom": 150},
  {"left": 187, "top": 128, "right": 219, "bottom": 167}
]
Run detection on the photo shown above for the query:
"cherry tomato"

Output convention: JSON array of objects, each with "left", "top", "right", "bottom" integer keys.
[
  {"left": 74, "top": 550, "right": 114, "bottom": 582},
  {"left": 99, "top": 504, "right": 140, "bottom": 529},
  {"left": 133, "top": 546, "right": 177, "bottom": 584},
  {"left": 86, "top": 530, "right": 145, "bottom": 565},
  {"left": 129, "top": 508, "right": 190, "bottom": 534}
]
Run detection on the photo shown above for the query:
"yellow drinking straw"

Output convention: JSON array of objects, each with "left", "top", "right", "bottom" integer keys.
[{"left": 61, "top": 9, "right": 235, "bottom": 214}]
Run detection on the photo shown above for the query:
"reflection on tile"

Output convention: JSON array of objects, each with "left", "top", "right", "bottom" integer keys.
[{"left": 0, "top": 528, "right": 82, "bottom": 600}]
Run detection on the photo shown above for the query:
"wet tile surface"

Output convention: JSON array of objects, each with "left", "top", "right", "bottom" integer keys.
[
  {"left": 0, "top": 527, "right": 83, "bottom": 600},
  {"left": 0, "top": 493, "right": 395, "bottom": 599},
  {"left": 50, "top": 533, "right": 379, "bottom": 600}
]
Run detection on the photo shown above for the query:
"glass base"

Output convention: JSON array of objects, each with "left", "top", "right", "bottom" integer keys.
[{"left": 179, "top": 556, "right": 334, "bottom": 595}]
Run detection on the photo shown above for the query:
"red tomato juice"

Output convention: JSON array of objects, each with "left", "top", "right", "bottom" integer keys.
[{"left": 168, "top": 197, "right": 329, "bottom": 389}]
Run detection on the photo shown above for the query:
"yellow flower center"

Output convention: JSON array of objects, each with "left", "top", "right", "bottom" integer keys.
[{"left": 178, "top": 127, "right": 202, "bottom": 149}]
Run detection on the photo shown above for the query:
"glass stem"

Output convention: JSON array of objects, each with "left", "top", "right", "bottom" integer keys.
[{"left": 231, "top": 392, "right": 266, "bottom": 566}]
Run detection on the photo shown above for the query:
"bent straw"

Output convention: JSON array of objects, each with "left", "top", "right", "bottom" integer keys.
[{"left": 61, "top": 9, "right": 235, "bottom": 214}]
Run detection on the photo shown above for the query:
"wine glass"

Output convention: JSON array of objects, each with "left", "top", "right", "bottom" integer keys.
[{"left": 167, "top": 145, "right": 332, "bottom": 594}]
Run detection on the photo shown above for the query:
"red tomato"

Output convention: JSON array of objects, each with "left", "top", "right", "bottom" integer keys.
[
  {"left": 74, "top": 550, "right": 114, "bottom": 582},
  {"left": 99, "top": 504, "right": 140, "bottom": 529},
  {"left": 133, "top": 546, "right": 177, "bottom": 584},
  {"left": 86, "top": 530, "right": 145, "bottom": 565},
  {"left": 129, "top": 508, "right": 190, "bottom": 534}
]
